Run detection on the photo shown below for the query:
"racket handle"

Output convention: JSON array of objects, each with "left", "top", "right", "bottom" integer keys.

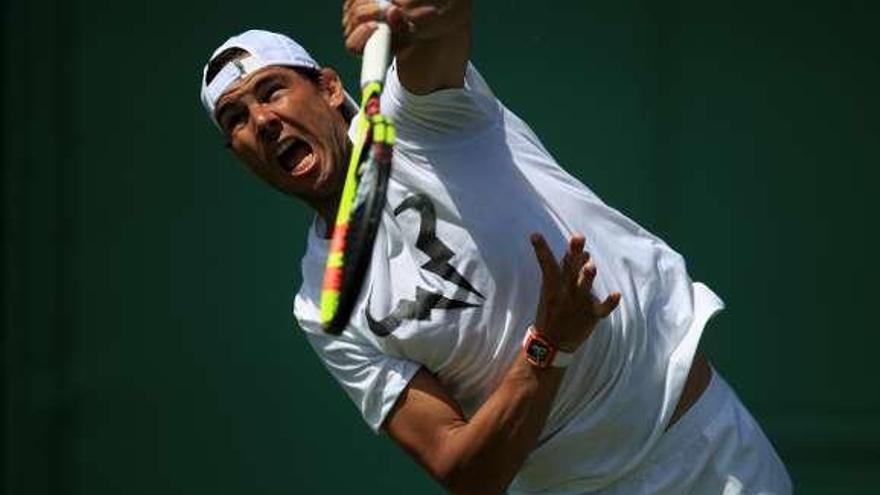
[{"left": 361, "top": 23, "right": 391, "bottom": 88}]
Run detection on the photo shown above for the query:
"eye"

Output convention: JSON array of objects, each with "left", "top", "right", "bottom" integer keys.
[
  {"left": 220, "top": 108, "right": 247, "bottom": 135},
  {"left": 261, "top": 82, "right": 286, "bottom": 103}
]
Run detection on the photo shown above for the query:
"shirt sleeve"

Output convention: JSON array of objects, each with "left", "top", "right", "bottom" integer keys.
[
  {"left": 380, "top": 60, "right": 503, "bottom": 147},
  {"left": 301, "top": 322, "right": 422, "bottom": 433}
]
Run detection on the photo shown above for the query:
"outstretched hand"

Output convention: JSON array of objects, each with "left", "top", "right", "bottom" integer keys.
[{"left": 530, "top": 233, "right": 621, "bottom": 352}]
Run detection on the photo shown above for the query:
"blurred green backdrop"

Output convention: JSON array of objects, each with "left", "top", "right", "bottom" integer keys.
[{"left": 3, "top": 0, "right": 878, "bottom": 493}]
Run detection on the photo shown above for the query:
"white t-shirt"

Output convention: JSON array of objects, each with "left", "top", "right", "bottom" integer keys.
[{"left": 293, "top": 61, "right": 724, "bottom": 494}]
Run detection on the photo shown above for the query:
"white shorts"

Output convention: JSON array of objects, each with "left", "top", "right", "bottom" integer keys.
[{"left": 596, "top": 370, "right": 793, "bottom": 495}]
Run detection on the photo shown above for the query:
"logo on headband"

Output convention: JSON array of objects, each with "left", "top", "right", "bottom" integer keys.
[{"left": 233, "top": 59, "right": 248, "bottom": 79}]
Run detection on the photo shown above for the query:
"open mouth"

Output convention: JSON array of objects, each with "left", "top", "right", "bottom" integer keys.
[{"left": 276, "top": 138, "right": 316, "bottom": 175}]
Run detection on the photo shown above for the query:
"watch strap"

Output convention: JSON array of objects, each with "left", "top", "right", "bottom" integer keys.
[{"left": 552, "top": 347, "right": 575, "bottom": 368}]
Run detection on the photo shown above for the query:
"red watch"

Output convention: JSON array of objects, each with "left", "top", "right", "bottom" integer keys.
[{"left": 522, "top": 326, "right": 575, "bottom": 369}]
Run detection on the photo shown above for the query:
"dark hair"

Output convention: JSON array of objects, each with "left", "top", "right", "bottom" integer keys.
[{"left": 204, "top": 47, "right": 322, "bottom": 86}]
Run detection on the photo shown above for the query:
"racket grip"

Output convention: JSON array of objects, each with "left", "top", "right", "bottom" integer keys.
[{"left": 360, "top": 23, "right": 391, "bottom": 88}]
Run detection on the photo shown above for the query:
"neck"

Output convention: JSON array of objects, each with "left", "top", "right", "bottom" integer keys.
[
  {"left": 315, "top": 198, "right": 339, "bottom": 239},
  {"left": 314, "top": 137, "right": 352, "bottom": 239},
  {"left": 312, "top": 113, "right": 354, "bottom": 239}
]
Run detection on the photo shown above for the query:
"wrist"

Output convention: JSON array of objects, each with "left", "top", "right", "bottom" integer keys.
[{"left": 530, "top": 325, "right": 581, "bottom": 353}]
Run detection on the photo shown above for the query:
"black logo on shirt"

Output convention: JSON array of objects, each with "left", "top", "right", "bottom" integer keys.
[{"left": 366, "top": 194, "right": 484, "bottom": 337}]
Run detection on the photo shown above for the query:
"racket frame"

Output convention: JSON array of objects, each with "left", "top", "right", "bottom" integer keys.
[{"left": 320, "top": 24, "right": 394, "bottom": 334}]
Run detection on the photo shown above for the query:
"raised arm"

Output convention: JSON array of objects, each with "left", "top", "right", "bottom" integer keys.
[
  {"left": 343, "top": 0, "right": 471, "bottom": 94},
  {"left": 383, "top": 234, "right": 621, "bottom": 495}
]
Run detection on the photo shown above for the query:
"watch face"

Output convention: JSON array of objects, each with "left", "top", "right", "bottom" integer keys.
[{"left": 526, "top": 339, "right": 551, "bottom": 365}]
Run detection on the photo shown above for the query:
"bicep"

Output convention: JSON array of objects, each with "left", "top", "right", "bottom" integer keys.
[{"left": 382, "top": 367, "right": 467, "bottom": 477}]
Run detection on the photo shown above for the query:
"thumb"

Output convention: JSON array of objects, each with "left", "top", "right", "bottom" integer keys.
[
  {"left": 594, "top": 292, "right": 622, "bottom": 318},
  {"left": 385, "top": 6, "right": 413, "bottom": 35}
]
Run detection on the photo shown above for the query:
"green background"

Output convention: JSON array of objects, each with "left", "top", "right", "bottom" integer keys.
[{"left": 3, "top": 1, "right": 878, "bottom": 493}]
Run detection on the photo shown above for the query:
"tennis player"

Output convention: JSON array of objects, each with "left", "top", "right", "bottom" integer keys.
[{"left": 199, "top": 1, "right": 792, "bottom": 493}]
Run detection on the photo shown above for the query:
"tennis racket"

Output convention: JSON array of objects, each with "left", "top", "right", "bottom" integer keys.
[{"left": 320, "top": 23, "right": 394, "bottom": 335}]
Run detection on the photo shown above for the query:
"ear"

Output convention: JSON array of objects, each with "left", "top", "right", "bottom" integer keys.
[{"left": 319, "top": 67, "right": 347, "bottom": 111}]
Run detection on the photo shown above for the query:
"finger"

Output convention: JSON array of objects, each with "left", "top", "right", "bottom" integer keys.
[
  {"left": 344, "top": 3, "right": 381, "bottom": 38},
  {"left": 396, "top": 4, "right": 440, "bottom": 26},
  {"left": 569, "top": 234, "right": 585, "bottom": 254},
  {"left": 566, "top": 250, "right": 589, "bottom": 291},
  {"left": 385, "top": 5, "right": 415, "bottom": 35},
  {"left": 594, "top": 292, "right": 622, "bottom": 318},
  {"left": 342, "top": 0, "right": 365, "bottom": 27},
  {"left": 343, "top": 0, "right": 361, "bottom": 20},
  {"left": 576, "top": 258, "right": 597, "bottom": 292},
  {"left": 389, "top": 4, "right": 442, "bottom": 39},
  {"left": 343, "top": 0, "right": 357, "bottom": 16},
  {"left": 561, "top": 235, "right": 585, "bottom": 280},
  {"left": 390, "top": 0, "right": 431, "bottom": 7},
  {"left": 566, "top": 235, "right": 585, "bottom": 264},
  {"left": 344, "top": 1, "right": 384, "bottom": 37},
  {"left": 530, "top": 233, "right": 560, "bottom": 283},
  {"left": 345, "top": 22, "right": 379, "bottom": 55}
]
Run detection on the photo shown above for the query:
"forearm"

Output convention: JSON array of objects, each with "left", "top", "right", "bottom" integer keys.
[
  {"left": 432, "top": 356, "right": 565, "bottom": 495},
  {"left": 385, "top": 234, "right": 619, "bottom": 495},
  {"left": 392, "top": 0, "right": 472, "bottom": 94}
]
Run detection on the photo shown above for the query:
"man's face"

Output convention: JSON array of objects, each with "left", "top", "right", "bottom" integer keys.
[{"left": 214, "top": 66, "right": 351, "bottom": 209}]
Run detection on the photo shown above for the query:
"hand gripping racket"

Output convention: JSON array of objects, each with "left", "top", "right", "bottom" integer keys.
[{"left": 320, "top": 24, "right": 394, "bottom": 334}]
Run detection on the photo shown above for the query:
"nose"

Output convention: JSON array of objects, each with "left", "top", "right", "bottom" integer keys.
[{"left": 252, "top": 104, "right": 282, "bottom": 144}]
